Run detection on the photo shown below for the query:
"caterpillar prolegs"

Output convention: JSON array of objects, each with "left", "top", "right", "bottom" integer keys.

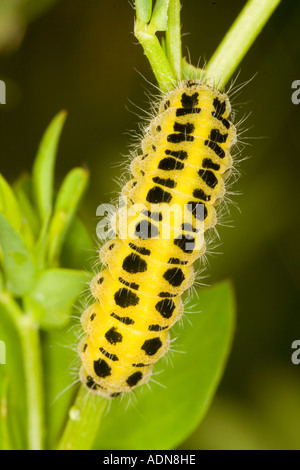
[{"left": 79, "top": 80, "right": 236, "bottom": 398}]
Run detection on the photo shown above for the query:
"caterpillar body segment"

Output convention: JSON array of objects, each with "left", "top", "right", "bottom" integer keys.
[{"left": 79, "top": 80, "right": 236, "bottom": 398}]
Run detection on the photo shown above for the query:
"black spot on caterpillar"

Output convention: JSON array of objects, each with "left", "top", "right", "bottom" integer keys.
[
  {"left": 142, "top": 337, "right": 163, "bottom": 356},
  {"left": 146, "top": 186, "right": 172, "bottom": 203},
  {"left": 105, "top": 327, "right": 123, "bottom": 345},
  {"left": 114, "top": 289, "right": 139, "bottom": 308},
  {"left": 94, "top": 359, "right": 111, "bottom": 378},
  {"left": 158, "top": 157, "right": 185, "bottom": 171},
  {"left": 129, "top": 242, "right": 151, "bottom": 256},
  {"left": 126, "top": 371, "right": 143, "bottom": 387},
  {"left": 122, "top": 253, "right": 147, "bottom": 274},
  {"left": 110, "top": 313, "right": 135, "bottom": 325}
]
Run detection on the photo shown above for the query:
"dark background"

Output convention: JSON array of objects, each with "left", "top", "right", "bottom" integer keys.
[{"left": 0, "top": 0, "right": 299, "bottom": 449}]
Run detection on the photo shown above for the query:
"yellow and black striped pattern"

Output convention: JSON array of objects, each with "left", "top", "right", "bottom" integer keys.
[{"left": 79, "top": 80, "right": 236, "bottom": 398}]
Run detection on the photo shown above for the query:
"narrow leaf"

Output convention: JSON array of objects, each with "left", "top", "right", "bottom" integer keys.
[
  {"left": 13, "top": 173, "right": 33, "bottom": 201},
  {"left": 60, "top": 216, "right": 94, "bottom": 270},
  {"left": 0, "top": 174, "right": 22, "bottom": 232},
  {"left": 205, "top": 0, "right": 282, "bottom": 87},
  {"left": 25, "top": 268, "right": 88, "bottom": 329},
  {"left": 149, "top": 0, "right": 169, "bottom": 32},
  {"left": 48, "top": 168, "right": 89, "bottom": 266},
  {"left": 0, "top": 212, "right": 35, "bottom": 296},
  {"left": 32, "top": 111, "right": 67, "bottom": 223},
  {"left": 34, "top": 211, "right": 51, "bottom": 272},
  {"left": 135, "top": 0, "right": 152, "bottom": 24},
  {"left": 14, "top": 186, "right": 40, "bottom": 244}
]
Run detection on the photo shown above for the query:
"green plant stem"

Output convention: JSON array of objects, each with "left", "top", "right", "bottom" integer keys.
[
  {"left": 205, "top": 0, "right": 282, "bottom": 88},
  {"left": 0, "top": 293, "right": 44, "bottom": 450},
  {"left": 18, "top": 314, "right": 44, "bottom": 450},
  {"left": 57, "top": 385, "right": 106, "bottom": 450},
  {"left": 135, "top": 30, "right": 175, "bottom": 92},
  {"left": 181, "top": 57, "right": 205, "bottom": 80},
  {"left": 166, "top": 0, "right": 181, "bottom": 80},
  {"left": 1, "top": 376, "right": 11, "bottom": 450}
]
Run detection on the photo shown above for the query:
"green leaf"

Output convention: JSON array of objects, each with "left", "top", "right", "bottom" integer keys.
[
  {"left": 60, "top": 216, "right": 94, "bottom": 270},
  {"left": 0, "top": 212, "right": 36, "bottom": 296},
  {"left": 14, "top": 186, "right": 40, "bottom": 247},
  {"left": 205, "top": 0, "right": 282, "bottom": 88},
  {"left": 13, "top": 174, "right": 39, "bottom": 246},
  {"left": 0, "top": 270, "right": 3, "bottom": 291},
  {"left": 32, "top": 111, "right": 67, "bottom": 224},
  {"left": 93, "top": 281, "right": 235, "bottom": 450},
  {"left": 13, "top": 173, "right": 33, "bottom": 201},
  {"left": 48, "top": 168, "right": 89, "bottom": 266},
  {"left": 43, "top": 325, "right": 79, "bottom": 450},
  {"left": 24, "top": 268, "right": 88, "bottom": 329},
  {"left": 149, "top": 0, "right": 169, "bottom": 32},
  {"left": 135, "top": 0, "right": 152, "bottom": 24},
  {"left": 0, "top": 174, "right": 22, "bottom": 232}
]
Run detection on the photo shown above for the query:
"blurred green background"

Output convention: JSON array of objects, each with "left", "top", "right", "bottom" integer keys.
[{"left": 0, "top": 0, "right": 299, "bottom": 450}]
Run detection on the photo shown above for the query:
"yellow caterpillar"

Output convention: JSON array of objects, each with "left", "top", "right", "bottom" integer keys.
[{"left": 79, "top": 80, "right": 236, "bottom": 398}]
